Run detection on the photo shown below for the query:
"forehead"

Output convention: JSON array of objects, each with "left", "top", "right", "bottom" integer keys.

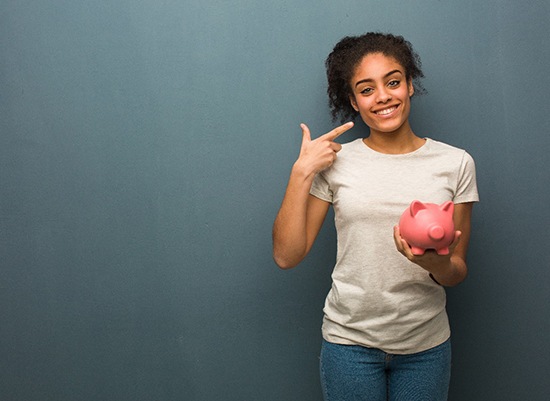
[{"left": 352, "top": 53, "right": 405, "bottom": 80}]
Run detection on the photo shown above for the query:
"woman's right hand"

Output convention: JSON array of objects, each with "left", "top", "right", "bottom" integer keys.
[{"left": 294, "top": 122, "right": 354, "bottom": 176}]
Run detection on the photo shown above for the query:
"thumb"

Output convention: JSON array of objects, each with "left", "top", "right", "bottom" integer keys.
[{"left": 300, "top": 123, "right": 311, "bottom": 146}]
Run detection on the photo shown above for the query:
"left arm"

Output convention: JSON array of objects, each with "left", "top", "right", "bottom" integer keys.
[{"left": 394, "top": 202, "right": 474, "bottom": 287}]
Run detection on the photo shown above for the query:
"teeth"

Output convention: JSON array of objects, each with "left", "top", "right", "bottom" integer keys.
[{"left": 376, "top": 107, "right": 396, "bottom": 115}]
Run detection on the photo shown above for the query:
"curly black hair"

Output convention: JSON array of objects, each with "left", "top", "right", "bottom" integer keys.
[{"left": 325, "top": 32, "right": 425, "bottom": 122}]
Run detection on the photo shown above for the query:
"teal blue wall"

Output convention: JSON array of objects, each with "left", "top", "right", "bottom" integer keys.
[{"left": 1, "top": 1, "right": 549, "bottom": 400}]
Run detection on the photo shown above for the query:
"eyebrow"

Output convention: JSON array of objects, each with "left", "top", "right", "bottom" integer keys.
[{"left": 354, "top": 69, "right": 404, "bottom": 87}]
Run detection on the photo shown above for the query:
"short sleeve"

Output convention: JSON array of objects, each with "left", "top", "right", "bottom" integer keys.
[
  {"left": 454, "top": 151, "right": 479, "bottom": 203},
  {"left": 310, "top": 172, "right": 333, "bottom": 203}
]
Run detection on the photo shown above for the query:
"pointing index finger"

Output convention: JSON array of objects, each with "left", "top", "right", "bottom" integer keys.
[{"left": 322, "top": 122, "right": 354, "bottom": 141}]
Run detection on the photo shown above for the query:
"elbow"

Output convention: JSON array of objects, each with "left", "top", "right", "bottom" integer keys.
[
  {"left": 273, "top": 253, "right": 299, "bottom": 270},
  {"left": 272, "top": 235, "right": 307, "bottom": 269},
  {"left": 448, "top": 267, "right": 468, "bottom": 287},
  {"left": 437, "top": 257, "right": 468, "bottom": 287},
  {"left": 272, "top": 247, "right": 303, "bottom": 270}
]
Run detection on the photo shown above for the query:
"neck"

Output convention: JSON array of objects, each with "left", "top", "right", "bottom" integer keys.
[{"left": 364, "top": 124, "right": 424, "bottom": 155}]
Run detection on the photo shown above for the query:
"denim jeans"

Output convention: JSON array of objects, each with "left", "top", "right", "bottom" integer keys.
[{"left": 320, "top": 338, "right": 451, "bottom": 401}]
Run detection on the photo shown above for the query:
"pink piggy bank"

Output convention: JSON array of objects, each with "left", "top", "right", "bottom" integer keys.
[{"left": 398, "top": 200, "right": 455, "bottom": 256}]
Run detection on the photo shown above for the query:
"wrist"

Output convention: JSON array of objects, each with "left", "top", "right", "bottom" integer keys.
[{"left": 291, "top": 160, "right": 317, "bottom": 181}]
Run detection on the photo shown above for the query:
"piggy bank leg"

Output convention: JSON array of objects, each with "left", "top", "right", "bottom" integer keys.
[
  {"left": 411, "top": 246, "right": 426, "bottom": 256},
  {"left": 436, "top": 247, "right": 450, "bottom": 255}
]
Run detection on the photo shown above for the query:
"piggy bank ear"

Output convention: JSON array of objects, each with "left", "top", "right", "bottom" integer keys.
[
  {"left": 440, "top": 201, "right": 454, "bottom": 215},
  {"left": 410, "top": 200, "right": 427, "bottom": 217}
]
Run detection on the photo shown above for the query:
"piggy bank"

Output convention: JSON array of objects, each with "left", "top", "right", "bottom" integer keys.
[{"left": 398, "top": 200, "right": 455, "bottom": 255}]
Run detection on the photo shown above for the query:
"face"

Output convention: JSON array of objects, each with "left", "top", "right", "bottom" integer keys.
[{"left": 349, "top": 53, "right": 414, "bottom": 135}]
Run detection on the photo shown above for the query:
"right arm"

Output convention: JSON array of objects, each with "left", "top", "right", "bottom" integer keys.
[{"left": 272, "top": 122, "right": 353, "bottom": 269}]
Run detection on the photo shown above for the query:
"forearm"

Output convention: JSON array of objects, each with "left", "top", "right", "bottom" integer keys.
[
  {"left": 429, "top": 255, "right": 468, "bottom": 287},
  {"left": 272, "top": 164, "right": 316, "bottom": 269}
]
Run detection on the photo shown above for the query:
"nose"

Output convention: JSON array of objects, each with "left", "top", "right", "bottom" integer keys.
[{"left": 376, "top": 88, "right": 392, "bottom": 103}]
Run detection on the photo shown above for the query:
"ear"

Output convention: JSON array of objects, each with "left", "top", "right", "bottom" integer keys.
[
  {"left": 408, "top": 80, "right": 415, "bottom": 97},
  {"left": 440, "top": 201, "right": 454, "bottom": 215},
  {"left": 349, "top": 95, "right": 359, "bottom": 112},
  {"left": 410, "top": 200, "right": 426, "bottom": 217}
]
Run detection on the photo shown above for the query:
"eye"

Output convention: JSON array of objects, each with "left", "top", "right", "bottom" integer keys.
[
  {"left": 388, "top": 80, "right": 400, "bottom": 88},
  {"left": 360, "top": 87, "right": 374, "bottom": 95}
]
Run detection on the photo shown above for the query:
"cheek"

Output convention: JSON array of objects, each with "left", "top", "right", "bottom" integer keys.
[{"left": 355, "top": 97, "right": 372, "bottom": 111}]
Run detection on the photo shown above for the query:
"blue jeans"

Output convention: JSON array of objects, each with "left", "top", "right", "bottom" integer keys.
[{"left": 320, "top": 338, "right": 451, "bottom": 401}]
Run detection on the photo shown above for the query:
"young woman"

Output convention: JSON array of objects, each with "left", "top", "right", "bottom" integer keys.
[{"left": 272, "top": 33, "right": 479, "bottom": 401}]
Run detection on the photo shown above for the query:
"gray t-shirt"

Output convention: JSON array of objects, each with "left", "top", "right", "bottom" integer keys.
[{"left": 310, "top": 138, "right": 479, "bottom": 354}]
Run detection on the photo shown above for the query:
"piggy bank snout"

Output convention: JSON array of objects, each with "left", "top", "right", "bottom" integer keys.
[{"left": 428, "top": 225, "right": 445, "bottom": 241}]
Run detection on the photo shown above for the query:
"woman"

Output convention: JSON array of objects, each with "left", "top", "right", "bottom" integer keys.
[{"left": 272, "top": 33, "right": 479, "bottom": 400}]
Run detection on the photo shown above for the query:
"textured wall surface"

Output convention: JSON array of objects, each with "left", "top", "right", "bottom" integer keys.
[{"left": 1, "top": 1, "right": 549, "bottom": 400}]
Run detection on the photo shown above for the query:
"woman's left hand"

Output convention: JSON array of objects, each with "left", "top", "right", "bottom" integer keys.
[
  {"left": 393, "top": 225, "right": 463, "bottom": 284},
  {"left": 393, "top": 225, "right": 460, "bottom": 262},
  {"left": 393, "top": 202, "right": 474, "bottom": 286}
]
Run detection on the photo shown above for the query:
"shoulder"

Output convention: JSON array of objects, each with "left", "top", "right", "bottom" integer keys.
[
  {"left": 426, "top": 138, "right": 475, "bottom": 161},
  {"left": 340, "top": 137, "right": 364, "bottom": 149},
  {"left": 318, "top": 138, "right": 364, "bottom": 180},
  {"left": 427, "top": 138, "right": 465, "bottom": 153},
  {"left": 337, "top": 138, "right": 364, "bottom": 157},
  {"left": 328, "top": 138, "right": 366, "bottom": 170}
]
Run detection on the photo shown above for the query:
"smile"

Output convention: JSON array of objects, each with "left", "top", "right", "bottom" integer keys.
[{"left": 375, "top": 106, "right": 398, "bottom": 115}]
